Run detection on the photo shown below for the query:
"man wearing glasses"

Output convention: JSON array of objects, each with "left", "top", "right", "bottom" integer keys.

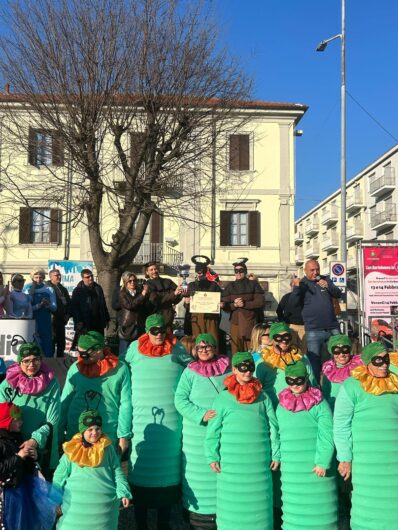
[
  {"left": 222, "top": 259, "right": 265, "bottom": 354},
  {"left": 47, "top": 269, "right": 71, "bottom": 357}
]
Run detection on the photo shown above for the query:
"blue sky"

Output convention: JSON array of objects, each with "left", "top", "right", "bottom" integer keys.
[{"left": 214, "top": 0, "right": 398, "bottom": 218}]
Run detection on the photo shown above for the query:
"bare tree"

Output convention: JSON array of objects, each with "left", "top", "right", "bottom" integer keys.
[{"left": 0, "top": 0, "right": 251, "bottom": 305}]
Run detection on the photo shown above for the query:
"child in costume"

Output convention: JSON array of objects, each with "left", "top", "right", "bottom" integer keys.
[
  {"left": 53, "top": 409, "right": 131, "bottom": 530},
  {"left": 0, "top": 401, "right": 61, "bottom": 530},
  {"left": 277, "top": 361, "right": 337, "bottom": 529}
]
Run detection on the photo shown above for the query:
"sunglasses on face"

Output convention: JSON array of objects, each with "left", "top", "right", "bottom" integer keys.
[
  {"left": 235, "top": 361, "right": 255, "bottom": 373},
  {"left": 78, "top": 347, "right": 100, "bottom": 359},
  {"left": 285, "top": 376, "right": 307, "bottom": 386},
  {"left": 370, "top": 354, "right": 390, "bottom": 367},
  {"left": 83, "top": 415, "right": 102, "bottom": 428},
  {"left": 149, "top": 327, "right": 166, "bottom": 336},
  {"left": 331, "top": 345, "right": 352, "bottom": 355},
  {"left": 234, "top": 268, "right": 245, "bottom": 274},
  {"left": 274, "top": 334, "right": 291, "bottom": 343}
]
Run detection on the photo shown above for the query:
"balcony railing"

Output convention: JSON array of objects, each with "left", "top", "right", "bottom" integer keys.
[
  {"left": 347, "top": 255, "right": 357, "bottom": 270},
  {"left": 370, "top": 207, "right": 397, "bottom": 230},
  {"left": 346, "top": 222, "right": 364, "bottom": 242},
  {"left": 346, "top": 191, "right": 364, "bottom": 213},
  {"left": 305, "top": 221, "right": 319, "bottom": 236},
  {"left": 305, "top": 241, "right": 320, "bottom": 258},
  {"left": 295, "top": 247, "right": 304, "bottom": 264},
  {"left": 369, "top": 167, "right": 395, "bottom": 197},
  {"left": 321, "top": 206, "right": 338, "bottom": 226},
  {"left": 132, "top": 242, "right": 183, "bottom": 268},
  {"left": 295, "top": 231, "right": 304, "bottom": 243},
  {"left": 321, "top": 234, "right": 339, "bottom": 251}
]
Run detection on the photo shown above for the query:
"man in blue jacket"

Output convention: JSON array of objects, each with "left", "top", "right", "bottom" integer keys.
[{"left": 291, "top": 259, "right": 342, "bottom": 382}]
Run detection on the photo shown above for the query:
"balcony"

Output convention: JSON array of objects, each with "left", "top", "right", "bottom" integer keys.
[
  {"left": 305, "top": 241, "right": 320, "bottom": 259},
  {"left": 132, "top": 242, "right": 183, "bottom": 268},
  {"left": 370, "top": 207, "right": 397, "bottom": 231},
  {"left": 369, "top": 167, "right": 395, "bottom": 197},
  {"left": 346, "top": 222, "right": 364, "bottom": 242},
  {"left": 321, "top": 234, "right": 339, "bottom": 252},
  {"left": 347, "top": 255, "right": 357, "bottom": 270},
  {"left": 305, "top": 221, "right": 319, "bottom": 236},
  {"left": 346, "top": 191, "right": 364, "bottom": 213},
  {"left": 321, "top": 206, "right": 338, "bottom": 226},
  {"left": 295, "top": 247, "right": 304, "bottom": 265},
  {"left": 295, "top": 231, "right": 304, "bottom": 243}
]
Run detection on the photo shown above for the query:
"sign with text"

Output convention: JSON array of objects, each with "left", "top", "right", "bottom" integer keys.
[
  {"left": 330, "top": 261, "right": 347, "bottom": 288},
  {"left": 48, "top": 260, "right": 94, "bottom": 295},
  {"left": 190, "top": 292, "right": 221, "bottom": 314}
]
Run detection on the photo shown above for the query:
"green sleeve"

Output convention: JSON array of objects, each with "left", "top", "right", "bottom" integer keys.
[
  {"left": 172, "top": 342, "right": 193, "bottom": 367},
  {"left": 52, "top": 454, "right": 72, "bottom": 490},
  {"left": 313, "top": 400, "right": 334, "bottom": 468},
  {"left": 303, "top": 355, "right": 318, "bottom": 388},
  {"left": 263, "top": 394, "right": 281, "bottom": 461},
  {"left": 116, "top": 364, "right": 133, "bottom": 439},
  {"left": 333, "top": 384, "right": 354, "bottom": 462},
  {"left": 204, "top": 397, "right": 224, "bottom": 464},
  {"left": 321, "top": 375, "right": 332, "bottom": 402},
  {"left": 31, "top": 380, "right": 61, "bottom": 450},
  {"left": 59, "top": 367, "right": 76, "bottom": 441},
  {"left": 108, "top": 445, "right": 132, "bottom": 499},
  {"left": 174, "top": 370, "right": 207, "bottom": 425},
  {"left": 0, "top": 380, "right": 9, "bottom": 401}
]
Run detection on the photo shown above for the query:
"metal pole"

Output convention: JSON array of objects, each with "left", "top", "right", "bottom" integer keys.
[{"left": 340, "top": 0, "right": 346, "bottom": 262}]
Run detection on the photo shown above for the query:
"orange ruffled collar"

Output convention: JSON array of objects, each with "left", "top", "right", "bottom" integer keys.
[
  {"left": 261, "top": 345, "right": 302, "bottom": 370},
  {"left": 77, "top": 348, "right": 118, "bottom": 378},
  {"left": 224, "top": 374, "right": 262, "bottom": 404},
  {"left": 389, "top": 351, "right": 398, "bottom": 367},
  {"left": 351, "top": 365, "right": 398, "bottom": 396},
  {"left": 138, "top": 333, "right": 176, "bottom": 357},
  {"left": 63, "top": 433, "right": 112, "bottom": 467}
]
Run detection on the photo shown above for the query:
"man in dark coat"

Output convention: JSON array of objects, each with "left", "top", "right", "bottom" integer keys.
[
  {"left": 144, "top": 261, "right": 183, "bottom": 328},
  {"left": 70, "top": 269, "right": 110, "bottom": 345},
  {"left": 222, "top": 259, "right": 265, "bottom": 354},
  {"left": 276, "top": 278, "right": 306, "bottom": 353},
  {"left": 46, "top": 269, "right": 71, "bottom": 357}
]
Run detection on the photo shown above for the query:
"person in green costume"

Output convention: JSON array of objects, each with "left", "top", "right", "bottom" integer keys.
[
  {"left": 125, "top": 313, "right": 190, "bottom": 530},
  {"left": 277, "top": 361, "right": 337, "bottom": 529},
  {"left": 0, "top": 341, "right": 60, "bottom": 476},
  {"left": 53, "top": 409, "right": 131, "bottom": 530},
  {"left": 175, "top": 332, "right": 230, "bottom": 530},
  {"left": 321, "top": 334, "right": 362, "bottom": 410},
  {"left": 334, "top": 342, "right": 398, "bottom": 530},
  {"left": 205, "top": 352, "right": 280, "bottom": 530},
  {"left": 59, "top": 331, "right": 132, "bottom": 456}
]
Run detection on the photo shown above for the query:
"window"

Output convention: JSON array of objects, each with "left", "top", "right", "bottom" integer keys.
[
  {"left": 229, "top": 134, "right": 250, "bottom": 171},
  {"left": 19, "top": 207, "right": 61, "bottom": 244},
  {"left": 28, "top": 128, "right": 64, "bottom": 167},
  {"left": 220, "top": 210, "right": 260, "bottom": 246}
]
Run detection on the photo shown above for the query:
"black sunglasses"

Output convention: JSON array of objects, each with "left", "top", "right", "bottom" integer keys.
[
  {"left": 149, "top": 326, "right": 167, "bottom": 335},
  {"left": 285, "top": 376, "right": 307, "bottom": 386},
  {"left": 235, "top": 361, "right": 255, "bottom": 373},
  {"left": 274, "top": 333, "right": 291, "bottom": 343},
  {"left": 331, "top": 345, "right": 352, "bottom": 355},
  {"left": 370, "top": 354, "right": 389, "bottom": 367},
  {"left": 234, "top": 268, "right": 245, "bottom": 273},
  {"left": 83, "top": 415, "right": 102, "bottom": 427}
]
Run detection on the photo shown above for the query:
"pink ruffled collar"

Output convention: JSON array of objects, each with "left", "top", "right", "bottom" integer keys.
[
  {"left": 188, "top": 355, "right": 230, "bottom": 377},
  {"left": 6, "top": 362, "right": 54, "bottom": 395},
  {"left": 322, "top": 355, "right": 363, "bottom": 383},
  {"left": 278, "top": 386, "right": 322, "bottom": 412}
]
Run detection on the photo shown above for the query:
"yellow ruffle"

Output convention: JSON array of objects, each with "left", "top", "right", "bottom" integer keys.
[
  {"left": 351, "top": 365, "right": 398, "bottom": 395},
  {"left": 389, "top": 351, "right": 398, "bottom": 367},
  {"left": 63, "top": 433, "right": 112, "bottom": 467},
  {"left": 261, "top": 345, "right": 302, "bottom": 370}
]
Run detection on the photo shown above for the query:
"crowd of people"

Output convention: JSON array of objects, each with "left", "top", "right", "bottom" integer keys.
[{"left": 0, "top": 257, "right": 396, "bottom": 530}]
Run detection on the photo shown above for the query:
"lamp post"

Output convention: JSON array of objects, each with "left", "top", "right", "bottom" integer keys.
[{"left": 316, "top": 0, "right": 347, "bottom": 329}]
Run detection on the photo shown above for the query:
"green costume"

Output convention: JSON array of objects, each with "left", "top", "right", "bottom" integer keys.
[
  {"left": 205, "top": 388, "right": 280, "bottom": 530},
  {"left": 334, "top": 367, "right": 398, "bottom": 530},
  {"left": 53, "top": 442, "right": 131, "bottom": 530},
  {"left": 59, "top": 360, "right": 132, "bottom": 444},
  {"left": 174, "top": 359, "right": 230, "bottom": 515}
]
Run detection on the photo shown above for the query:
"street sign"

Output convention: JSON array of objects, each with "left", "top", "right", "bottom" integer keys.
[{"left": 330, "top": 261, "right": 347, "bottom": 288}]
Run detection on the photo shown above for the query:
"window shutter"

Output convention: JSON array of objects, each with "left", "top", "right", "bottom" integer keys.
[
  {"left": 28, "top": 128, "right": 37, "bottom": 166},
  {"left": 19, "top": 207, "right": 32, "bottom": 244},
  {"left": 239, "top": 135, "right": 250, "bottom": 170},
  {"left": 150, "top": 211, "right": 163, "bottom": 244},
  {"left": 229, "top": 135, "right": 239, "bottom": 170},
  {"left": 220, "top": 210, "right": 231, "bottom": 246},
  {"left": 248, "top": 211, "right": 260, "bottom": 246},
  {"left": 50, "top": 208, "right": 61, "bottom": 244},
  {"left": 52, "top": 132, "right": 64, "bottom": 166}
]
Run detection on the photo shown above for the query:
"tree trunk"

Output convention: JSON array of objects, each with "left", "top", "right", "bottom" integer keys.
[{"left": 97, "top": 267, "right": 122, "bottom": 335}]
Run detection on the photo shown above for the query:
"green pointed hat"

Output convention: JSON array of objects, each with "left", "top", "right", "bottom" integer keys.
[
  {"left": 232, "top": 352, "right": 253, "bottom": 367},
  {"left": 269, "top": 322, "right": 290, "bottom": 341},
  {"left": 78, "top": 410, "right": 103, "bottom": 434},
  {"left": 327, "top": 334, "right": 352, "bottom": 354},
  {"left": 195, "top": 333, "right": 216, "bottom": 347},
  {"left": 285, "top": 361, "right": 307, "bottom": 378},
  {"left": 361, "top": 342, "right": 386, "bottom": 365},
  {"left": 145, "top": 313, "right": 165, "bottom": 332}
]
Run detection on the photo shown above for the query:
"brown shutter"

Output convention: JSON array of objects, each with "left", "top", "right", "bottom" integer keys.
[
  {"left": 229, "top": 135, "right": 239, "bottom": 170},
  {"left": 52, "top": 132, "right": 64, "bottom": 166},
  {"left": 239, "top": 135, "right": 250, "bottom": 170},
  {"left": 220, "top": 210, "right": 231, "bottom": 246},
  {"left": 130, "top": 132, "right": 146, "bottom": 163},
  {"left": 248, "top": 211, "right": 260, "bottom": 246},
  {"left": 150, "top": 211, "right": 163, "bottom": 244},
  {"left": 50, "top": 208, "right": 61, "bottom": 244},
  {"left": 19, "top": 207, "right": 32, "bottom": 243},
  {"left": 28, "top": 128, "right": 37, "bottom": 166}
]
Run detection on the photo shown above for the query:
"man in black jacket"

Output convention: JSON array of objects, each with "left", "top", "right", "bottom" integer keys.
[
  {"left": 46, "top": 269, "right": 71, "bottom": 357},
  {"left": 276, "top": 278, "right": 306, "bottom": 353}
]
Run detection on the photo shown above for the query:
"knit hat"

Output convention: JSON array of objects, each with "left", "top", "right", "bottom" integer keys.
[
  {"left": 285, "top": 361, "right": 307, "bottom": 378},
  {"left": 0, "top": 402, "right": 22, "bottom": 430},
  {"left": 361, "top": 342, "right": 386, "bottom": 365},
  {"left": 269, "top": 322, "right": 290, "bottom": 341},
  {"left": 232, "top": 352, "right": 253, "bottom": 367},
  {"left": 17, "top": 342, "right": 41, "bottom": 363},
  {"left": 78, "top": 410, "right": 103, "bottom": 434},
  {"left": 195, "top": 333, "right": 217, "bottom": 347},
  {"left": 327, "top": 334, "right": 352, "bottom": 354},
  {"left": 78, "top": 331, "right": 105, "bottom": 351},
  {"left": 145, "top": 314, "right": 165, "bottom": 332}
]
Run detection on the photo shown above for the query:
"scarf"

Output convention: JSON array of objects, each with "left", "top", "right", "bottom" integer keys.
[
  {"left": 224, "top": 374, "right": 262, "bottom": 404},
  {"left": 261, "top": 345, "right": 303, "bottom": 370},
  {"left": 322, "top": 354, "right": 363, "bottom": 383},
  {"left": 278, "top": 386, "right": 322, "bottom": 412},
  {"left": 63, "top": 432, "right": 112, "bottom": 467},
  {"left": 351, "top": 365, "right": 398, "bottom": 395},
  {"left": 188, "top": 355, "right": 230, "bottom": 377},
  {"left": 77, "top": 348, "right": 118, "bottom": 378},
  {"left": 138, "top": 333, "right": 176, "bottom": 357},
  {"left": 6, "top": 362, "right": 54, "bottom": 395}
]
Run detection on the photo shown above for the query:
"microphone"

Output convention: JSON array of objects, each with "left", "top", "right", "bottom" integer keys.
[{"left": 315, "top": 275, "right": 326, "bottom": 292}]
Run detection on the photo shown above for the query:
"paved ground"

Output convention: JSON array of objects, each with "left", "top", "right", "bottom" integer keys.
[{"left": 118, "top": 504, "right": 188, "bottom": 530}]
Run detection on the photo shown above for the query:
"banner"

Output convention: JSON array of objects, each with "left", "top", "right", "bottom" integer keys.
[{"left": 48, "top": 260, "right": 93, "bottom": 295}]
